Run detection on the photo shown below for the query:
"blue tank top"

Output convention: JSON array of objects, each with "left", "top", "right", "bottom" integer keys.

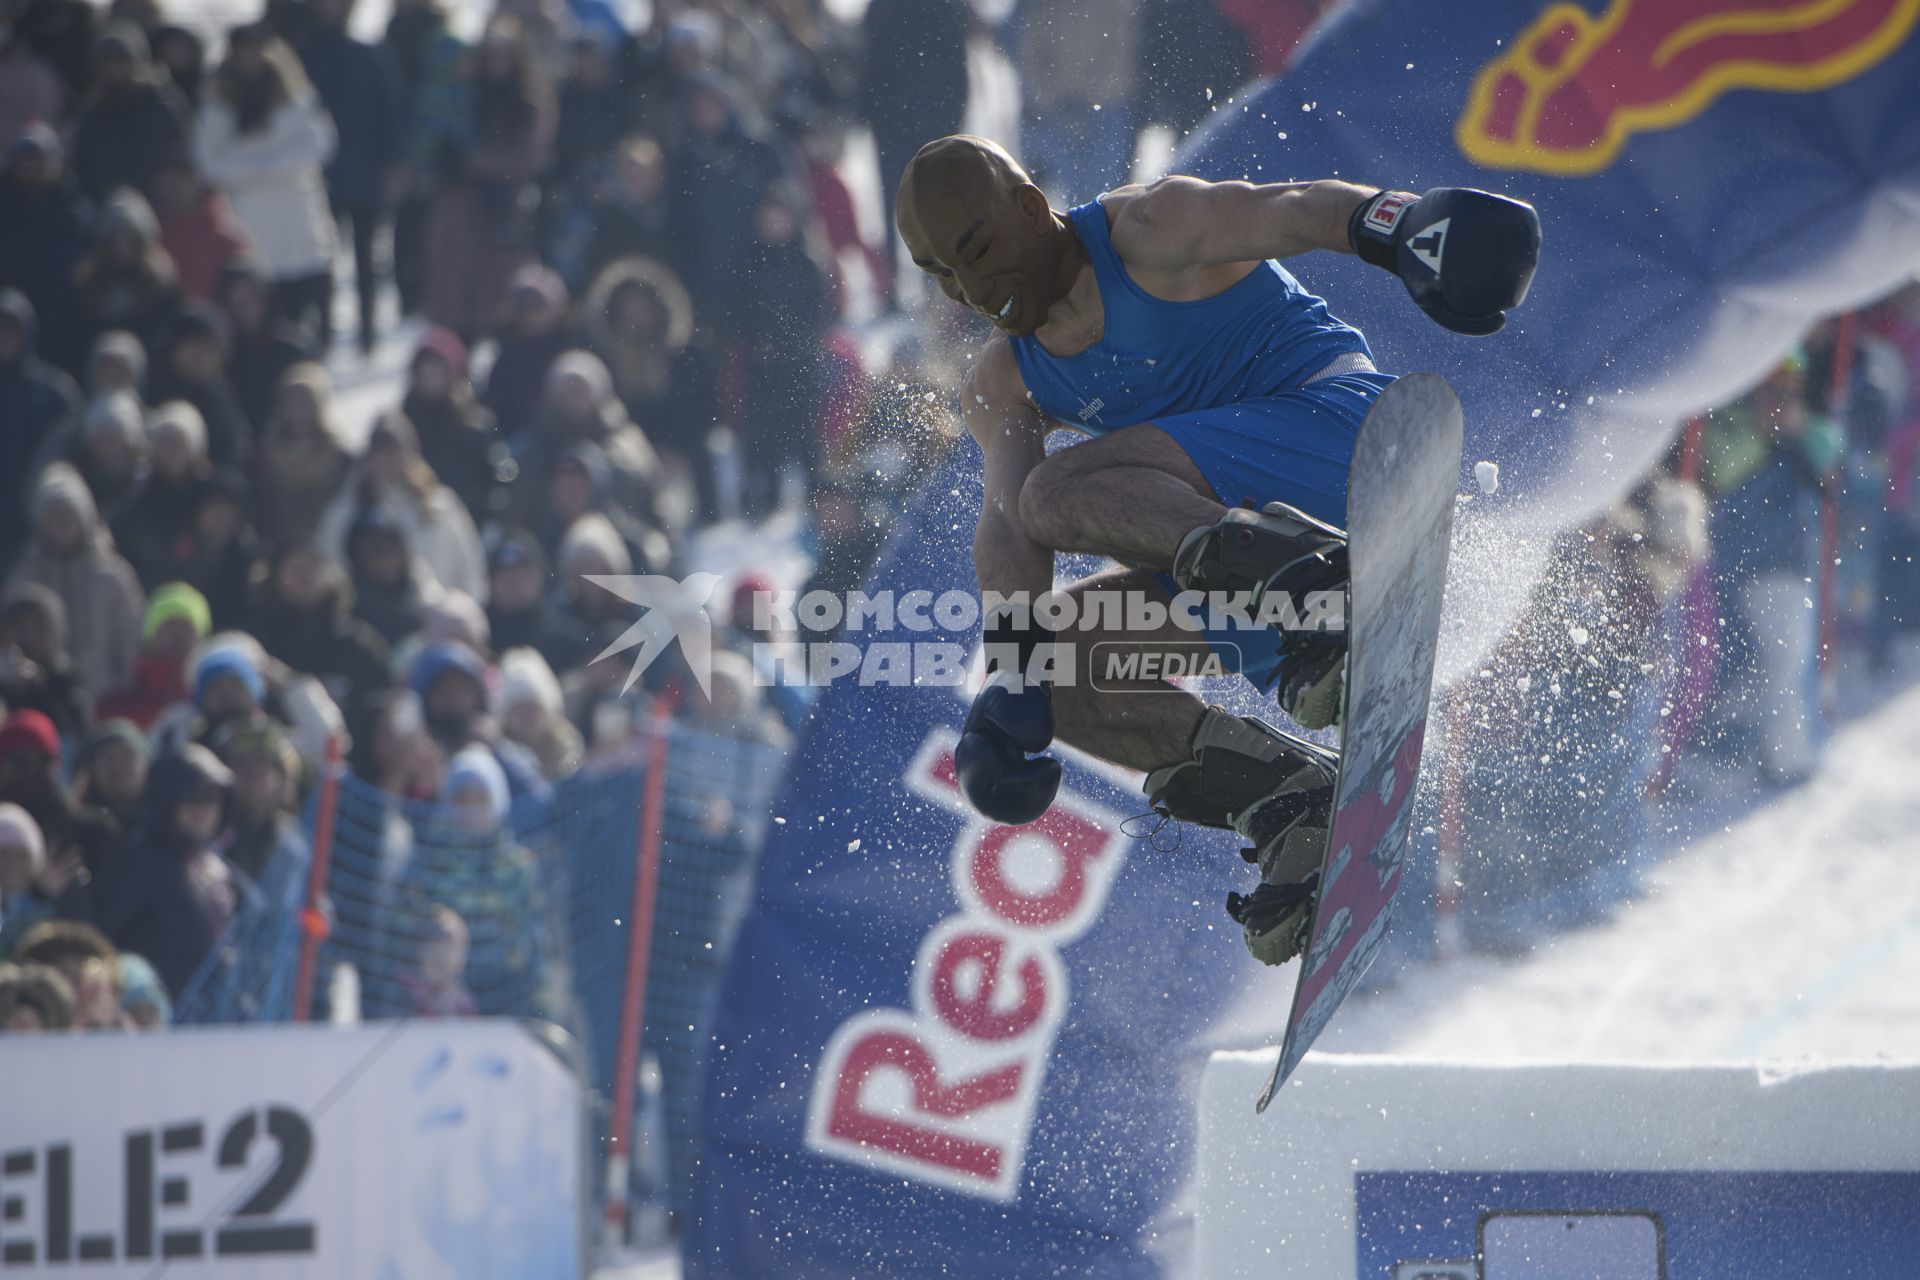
[{"left": 1009, "top": 198, "right": 1373, "bottom": 434}]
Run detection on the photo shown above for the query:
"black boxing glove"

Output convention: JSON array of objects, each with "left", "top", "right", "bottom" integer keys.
[
  {"left": 955, "top": 603, "right": 1061, "bottom": 825},
  {"left": 1349, "top": 187, "right": 1541, "bottom": 336}
]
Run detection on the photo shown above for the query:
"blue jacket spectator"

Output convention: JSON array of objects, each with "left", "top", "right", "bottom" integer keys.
[{"left": 385, "top": 745, "right": 552, "bottom": 1018}]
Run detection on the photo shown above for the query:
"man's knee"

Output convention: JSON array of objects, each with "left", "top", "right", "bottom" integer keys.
[{"left": 1016, "top": 451, "right": 1081, "bottom": 550}]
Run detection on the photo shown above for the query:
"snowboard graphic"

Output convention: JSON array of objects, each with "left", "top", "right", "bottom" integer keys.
[{"left": 1258, "top": 372, "right": 1464, "bottom": 1111}]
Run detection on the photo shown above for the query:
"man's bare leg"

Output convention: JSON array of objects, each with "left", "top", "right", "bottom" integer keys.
[
  {"left": 1018, "top": 424, "right": 1225, "bottom": 569},
  {"left": 1049, "top": 567, "right": 1209, "bottom": 771},
  {"left": 1047, "top": 572, "right": 1333, "bottom": 965}
]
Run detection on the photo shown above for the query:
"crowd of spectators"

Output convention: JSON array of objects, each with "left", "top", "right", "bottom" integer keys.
[
  {"left": 0, "top": 0, "right": 1338, "bottom": 1036},
  {"left": 1426, "top": 286, "right": 1920, "bottom": 957}
]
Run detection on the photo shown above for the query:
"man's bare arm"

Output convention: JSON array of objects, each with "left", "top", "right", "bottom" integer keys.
[
  {"left": 961, "top": 337, "right": 1053, "bottom": 604},
  {"left": 1108, "top": 175, "right": 1376, "bottom": 271}
]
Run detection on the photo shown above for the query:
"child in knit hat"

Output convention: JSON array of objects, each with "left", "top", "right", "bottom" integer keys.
[{"left": 97, "top": 582, "right": 213, "bottom": 728}]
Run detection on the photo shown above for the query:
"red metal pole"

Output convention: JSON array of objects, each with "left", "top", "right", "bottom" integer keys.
[
  {"left": 1817, "top": 313, "right": 1858, "bottom": 717},
  {"left": 1676, "top": 414, "right": 1706, "bottom": 485},
  {"left": 604, "top": 705, "right": 672, "bottom": 1243},
  {"left": 291, "top": 733, "right": 344, "bottom": 1023}
]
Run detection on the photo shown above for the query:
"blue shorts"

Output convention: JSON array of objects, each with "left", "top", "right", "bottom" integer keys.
[{"left": 1149, "top": 371, "right": 1395, "bottom": 690}]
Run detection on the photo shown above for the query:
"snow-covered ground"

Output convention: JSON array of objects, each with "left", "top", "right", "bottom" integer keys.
[{"left": 1320, "top": 677, "right": 1920, "bottom": 1065}]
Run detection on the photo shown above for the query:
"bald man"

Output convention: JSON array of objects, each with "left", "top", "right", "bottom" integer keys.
[{"left": 903, "top": 135, "right": 1538, "bottom": 965}]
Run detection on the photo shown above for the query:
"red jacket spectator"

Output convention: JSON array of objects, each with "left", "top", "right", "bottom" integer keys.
[{"left": 152, "top": 159, "right": 250, "bottom": 301}]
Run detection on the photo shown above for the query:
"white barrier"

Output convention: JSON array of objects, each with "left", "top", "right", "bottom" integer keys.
[
  {"left": 0, "top": 1020, "right": 583, "bottom": 1278},
  {"left": 1197, "top": 1051, "right": 1920, "bottom": 1279}
]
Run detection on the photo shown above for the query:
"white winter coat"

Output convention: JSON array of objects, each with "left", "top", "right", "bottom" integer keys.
[
  {"left": 315, "top": 471, "right": 490, "bottom": 606},
  {"left": 194, "top": 92, "right": 337, "bottom": 282}
]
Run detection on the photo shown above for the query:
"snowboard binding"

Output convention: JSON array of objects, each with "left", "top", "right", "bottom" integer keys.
[
  {"left": 1141, "top": 707, "right": 1335, "bottom": 966},
  {"left": 1172, "top": 502, "right": 1351, "bottom": 730}
]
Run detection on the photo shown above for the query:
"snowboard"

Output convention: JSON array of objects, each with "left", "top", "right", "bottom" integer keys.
[{"left": 1256, "top": 372, "right": 1463, "bottom": 1112}]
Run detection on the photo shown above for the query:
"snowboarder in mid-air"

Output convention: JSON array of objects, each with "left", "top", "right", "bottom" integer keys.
[{"left": 898, "top": 135, "right": 1538, "bottom": 965}]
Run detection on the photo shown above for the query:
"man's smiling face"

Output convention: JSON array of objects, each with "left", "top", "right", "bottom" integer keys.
[{"left": 897, "top": 136, "right": 1065, "bottom": 338}]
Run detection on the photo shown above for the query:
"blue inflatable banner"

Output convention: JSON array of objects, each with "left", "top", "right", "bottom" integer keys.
[
  {"left": 1181, "top": 0, "right": 1920, "bottom": 666},
  {"left": 690, "top": 2, "right": 1920, "bottom": 1274},
  {"left": 687, "top": 451, "right": 1259, "bottom": 1278}
]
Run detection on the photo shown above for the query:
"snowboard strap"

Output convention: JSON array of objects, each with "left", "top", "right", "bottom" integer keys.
[
  {"left": 1171, "top": 501, "right": 1349, "bottom": 608},
  {"left": 1141, "top": 706, "right": 1337, "bottom": 832}
]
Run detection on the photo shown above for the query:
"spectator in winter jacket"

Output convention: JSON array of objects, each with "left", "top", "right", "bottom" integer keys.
[
  {"left": 182, "top": 642, "right": 270, "bottom": 746},
  {"left": 549, "top": 512, "right": 639, "bottom": 669},
  {"left": 0, "top": 709, "right": 120, "bottom": 924},
  {"left": 96, "top": 581, "right": 210, "bottom": 729},
  {"left": 683, "top": 647, "right": 791, "bottom": 749},
  {"left": 0, "top": 962, "right": 74, "bottom": 1030},
  {"left": 7, "top": 462, "right": 145, "bottom": 697},
  {"left": 253, "top": 362, "right": 352, "bottom": 546},
  {"left": 482, "top": 263, "right": 578, "bottom": 439},
  {"left": 38, "top": 389, "right": 147, "bottom": 515},
  {"left": 147, "top": 303, "right": 252, "bottom": 469},
  {"left": 497, "top": 646, "right": 582, "bottom": 781},
  {"left": 117, "top": 951, "right": 170, "bottom": 1027},
  {"left": 584, "top": 254, "right": 717, "bottom": 468},
  {"left": 575, "top": 133, "right": 684, "bottom": 288},
  {"left": 72, "top": 718, "right": 149, "bottom": 838},
  {"left": 402, "top": 327, "right": 503, "bottom": 521},
  {"left": 84, "top": 328, "right": 144, "bottom": 399},
  {"left": 212, "top": 256, "right": 312, "bottom": 434},
  {"left": 150, "top": 155, "right": 250, "bottom": 302},
  {"left": 409, "top": 641, "right": 546, "bottom": 798},
  {"left": 550, "top": 28, "right": 632, "bottom": 200},
  {"left": 209, "top": 719, "right": 307, "bottom": 895},
  {"left": 400, "top": 903, "right": 477, "bottom": 1017},
  {"left": 316, "top": 409, "right": 488, "bottom": 604},
  {"left": 178, "top": 468, "right": 260, "bottom": 632},
  {"left": 93, "top": 742, "right": 236, "bottom": 997},
  {"left": 69, "top": 187, "right": 181, "bottom": 368},
  {"left": 389, "top": 745, "right": 550, "bottom": 1017},
  {"left": 424, "top": 15, "right": 555, "bottom": 337},
  {"left": 0, "top": 804, "right": 58, "bottom": 960},
  {"left": 0, "top": 29, "right": 64, "bottom": 147},
  {"left": 111, "top": 400, "right": 211, "bottom": 589},
  {"left": 727, "top": 183, "right": 834, "bottom": 514},
  {"left": 243, "top": 541, "right": 392, "bottom": 723},
  {"left": 0, "top": 290, "right": 79, "bottom": 569},
  {"left": 513, "top": 351, "right": 675, "bottom": 554},
  {"left": 667, "top": 73, "right": 783, "bottom": 319},
  {"left": 11, "top": 920, "right": 123, "bottom": 1029},
  {"left": 297, "top": 0, "right": 402, "bottom": 354},
  {"left": 484, "top": 530, "right": 571, "bottom": 667},
  {"left": 343, "top": 505, "right": 433, "bottom": 648},
  {"left": 67, "top": 24, "right": 189, "bottom": 204},
  {"left": 0, "top": 126, "right": 92, "bottom": 375},
  {"left": 150, "top": 24, "right": 205, "bottom": 108},
  {"left": 383, "top": 0, "right": 466, "bottom": 316},
  {"left": 10, "top": 0, "right": 95, "bottom": 103},
  {"left": 529, "top": 440, "right": 660, "bottom": 582},
  {"left": 195, "top": 25, "right": 336, "bottom": 348},
  {"left": 0, "top": 584, "right": 92, "bottom": 743}
]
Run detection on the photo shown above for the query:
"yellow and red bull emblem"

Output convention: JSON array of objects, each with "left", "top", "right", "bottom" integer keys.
[{"left": 1457, "top": 0, "right": 1920, "bottom": 176}]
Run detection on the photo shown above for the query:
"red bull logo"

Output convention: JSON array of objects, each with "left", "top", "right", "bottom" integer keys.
[
  {"left": 804, "top": 731, "right": 1128, "bottom": 1201},
  {"left": 1457, "top": 0, "right": 1920, "bottom": 176}
]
